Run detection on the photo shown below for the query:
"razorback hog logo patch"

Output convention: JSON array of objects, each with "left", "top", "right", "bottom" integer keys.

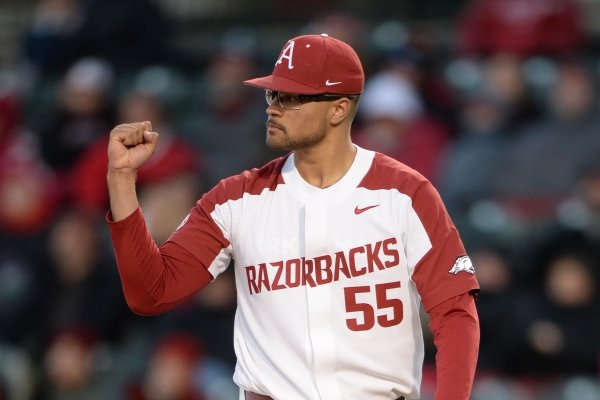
[{"left": 449, "top": 255, "right": 475, "bottom": 275}]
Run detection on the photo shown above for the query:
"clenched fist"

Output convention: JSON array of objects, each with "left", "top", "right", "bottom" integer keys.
[{"left": 108, "top": 121, "right": 159, "bottom": 173}]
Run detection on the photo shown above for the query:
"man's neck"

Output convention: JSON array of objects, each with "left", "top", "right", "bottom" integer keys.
[{"left": 293, "top": 140, "right": 357, "bottom": 189}]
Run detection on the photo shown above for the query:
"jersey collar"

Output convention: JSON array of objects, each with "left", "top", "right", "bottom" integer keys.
[{"left": 281, "top": 145, "right": 375, "bottom": 203}]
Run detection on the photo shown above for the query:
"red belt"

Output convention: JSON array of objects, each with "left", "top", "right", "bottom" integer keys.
[
  {"left": 244, "top": 391, "right": 273, "bottom": 400},
  {"left": 245, "top": 391, "right": 405, "bottom": 400}
]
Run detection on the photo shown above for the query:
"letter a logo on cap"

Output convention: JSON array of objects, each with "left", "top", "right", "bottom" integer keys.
[{"left": 276, "top": 40, "right": 295, "bottom": 70}]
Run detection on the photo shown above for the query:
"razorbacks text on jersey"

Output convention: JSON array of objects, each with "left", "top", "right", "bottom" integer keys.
[{"left": 161, "top": 145, "right": 479, "bottom": 400}]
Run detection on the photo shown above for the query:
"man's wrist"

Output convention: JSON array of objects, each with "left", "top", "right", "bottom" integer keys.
[
  {"left": 107, "top": 168, "right": 137, "bottom": 180},
  {"left": 107, "top": 169, "right": 138, "bottom": 190},
  {"left": 107, "top": 168, "right": 140, "bottom": 221}
]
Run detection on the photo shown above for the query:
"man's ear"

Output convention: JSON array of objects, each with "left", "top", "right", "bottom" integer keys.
[{"left": 329, "top": 97, "right": 353, "bottom": 126}]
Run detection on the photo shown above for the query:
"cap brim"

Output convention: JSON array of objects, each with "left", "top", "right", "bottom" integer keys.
[{"left": 244, "top": 74, "right": 324, "bottom": 94}]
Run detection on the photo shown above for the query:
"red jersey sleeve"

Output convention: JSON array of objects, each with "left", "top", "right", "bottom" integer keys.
[
  {"left": 409, "top": 180, "right": 480, "bottom": 311},
  {"left": 107, "top": 207, "right": 215, "bottom": 315},
  {"left": 428, "top": 292, "right": 480, "bottom": 400}
]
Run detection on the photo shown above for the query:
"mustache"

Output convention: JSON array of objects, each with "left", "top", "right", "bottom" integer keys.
[{"left": 266, "top": 119, "right": 285, "bottom": 131}]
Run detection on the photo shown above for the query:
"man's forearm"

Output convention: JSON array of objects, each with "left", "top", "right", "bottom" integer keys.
[{"left": 107, "top": 170, "right": 139, "bottom": 221}]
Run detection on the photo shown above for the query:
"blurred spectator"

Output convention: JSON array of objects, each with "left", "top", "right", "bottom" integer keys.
[
  {"left": 0, "top": 236, "right": 44, "bottom": 348},
  {"left": 512, "top": 249, "right": 600, "bottom": 377},
  {"left": 470, "top": 245, "right": 525, "bottom": 374},
  {"left": 509, "top": 161, "right": 600, "bottom": 379},
  {"left": 72, "top": 0, "right": 172, "bottom": 72},
  {"left": 370, "top": 20, "right": 460, "bottom": 134},
  {"left": 153, "top": 268, "right": 237, "bottom": 368},
  {"left": 186, "top": 32, "right": 277, "bottom": 186},
  {"left": 22, "top": 0, "right": 85, "bottom": 76},
  {"left": 354, "top": 70, "right": 450, "bottom": 184},
  {"left": 0, "top": 92, "right": 59, "bottom": 235},
  {"left": 438, "top": 53, "right": 544, "bottom": 222},
  {"left": 126, "top": 90, "right": 203, "bottom": 242},
  {"left": 492, "top": 60, "right": 600, "bottom": 219},
  {"left": 71, "top": 85, "right": 202, "bottom": 242},
  {"left": 481, "top": 53, "right": 542, "bottom": 131},
  {"left": 456, "top": 0, "right": 586, "bottom": 57},
  {"left": 0, "top": 94, "right": 54, "bottom": 392},
  {"left": 437, "top": 89, "right": 511, "bottom": 216},
  {"left": 470, "top": 375, "right": 538, "bottom": 400},
  {"left": 134, "top": 243, "right": 238, "bottom": 399},
  {"left": 125, "top": 332, "right": 207, "bottom": 400},
  {"left": 36, "top": 207, "right": 132, "bottom": 347},
  {"left": 0, "top": 343, "right": 35, "bottom": 400},
  {"left": 38, "top": 57, "right": 115, "bottom": 186},
  {"left": 554, "top": 159, "right": 600, "bottom": 242},
  {"left": 23, "top": 0, "right": 173, "bottom": 76},
  {"left": 38, "top": 325, "right": 115, "bottom": 399},
  {"left": 299, "top": 11, "right": 366, "bottom": 51}
]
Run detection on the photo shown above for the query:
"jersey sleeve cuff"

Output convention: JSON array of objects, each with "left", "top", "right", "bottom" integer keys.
[{"left": 106, "top": 207, "right": 143, "bottom": 227}]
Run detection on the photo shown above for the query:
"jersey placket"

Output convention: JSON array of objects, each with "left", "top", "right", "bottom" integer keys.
[{"left": 304, "top": 188, "right": 343, "bottom": 400}]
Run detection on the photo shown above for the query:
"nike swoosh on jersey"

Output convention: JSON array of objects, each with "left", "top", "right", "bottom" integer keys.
[
  {"left": 325, "top": 80, "right": 342, "bottom": 86},
  {"left": 354, "top": 204, "right": 379, "bottom": 215}
]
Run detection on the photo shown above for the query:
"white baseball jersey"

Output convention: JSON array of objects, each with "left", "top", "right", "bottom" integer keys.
[{"left": 168, "top": 146, "right": 478, "bottom": 400}]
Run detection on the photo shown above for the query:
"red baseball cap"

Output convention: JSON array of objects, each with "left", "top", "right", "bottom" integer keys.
[{"left": 244, "top": 33, "right": 364, "bottom": 95}]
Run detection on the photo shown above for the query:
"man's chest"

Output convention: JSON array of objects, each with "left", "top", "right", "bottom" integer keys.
[{"left": 231, "top": 187, "right": 409, "bottom": 265}]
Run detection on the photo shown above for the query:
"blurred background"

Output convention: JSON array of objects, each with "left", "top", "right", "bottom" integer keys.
[{"left": 0, "top": 0, "right": 599, "bottom": 399}]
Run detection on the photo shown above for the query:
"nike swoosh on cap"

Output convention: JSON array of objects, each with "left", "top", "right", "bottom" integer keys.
[{"left": 325, "top": 80, "right": 342, "bottom": 86}]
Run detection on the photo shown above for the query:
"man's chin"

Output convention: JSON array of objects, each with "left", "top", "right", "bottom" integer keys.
[{"left": 266, "top": 137, "right": 292, "bottom": 152}]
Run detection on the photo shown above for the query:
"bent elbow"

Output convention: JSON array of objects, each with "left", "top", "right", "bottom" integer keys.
[
  {"left": 124, "top": 296, "right": 168, "bottom": 316},
  {"left": 128, "top": 304, "right": 162, "bottom": 317}
]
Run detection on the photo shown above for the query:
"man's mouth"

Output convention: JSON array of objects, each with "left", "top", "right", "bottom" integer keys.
[{"left": 266, "top": 120, "right": 284, "bottom": 132}]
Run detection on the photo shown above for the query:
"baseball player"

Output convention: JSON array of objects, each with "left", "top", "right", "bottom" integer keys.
[{"left": 106, "top": 34, "right": 480, "bottom": 400}]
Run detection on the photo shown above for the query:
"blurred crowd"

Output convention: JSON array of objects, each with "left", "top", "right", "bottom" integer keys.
[{"left": 0, "top": 0, "right": 599, "bottom": 399}]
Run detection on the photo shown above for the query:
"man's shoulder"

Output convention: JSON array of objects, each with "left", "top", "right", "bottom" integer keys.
[
  {"left": 360, "top": 151, "right": 430, "bottom": 195},
  {"left": 206, "top": 155, "right": 288, "bottom": 204}
]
